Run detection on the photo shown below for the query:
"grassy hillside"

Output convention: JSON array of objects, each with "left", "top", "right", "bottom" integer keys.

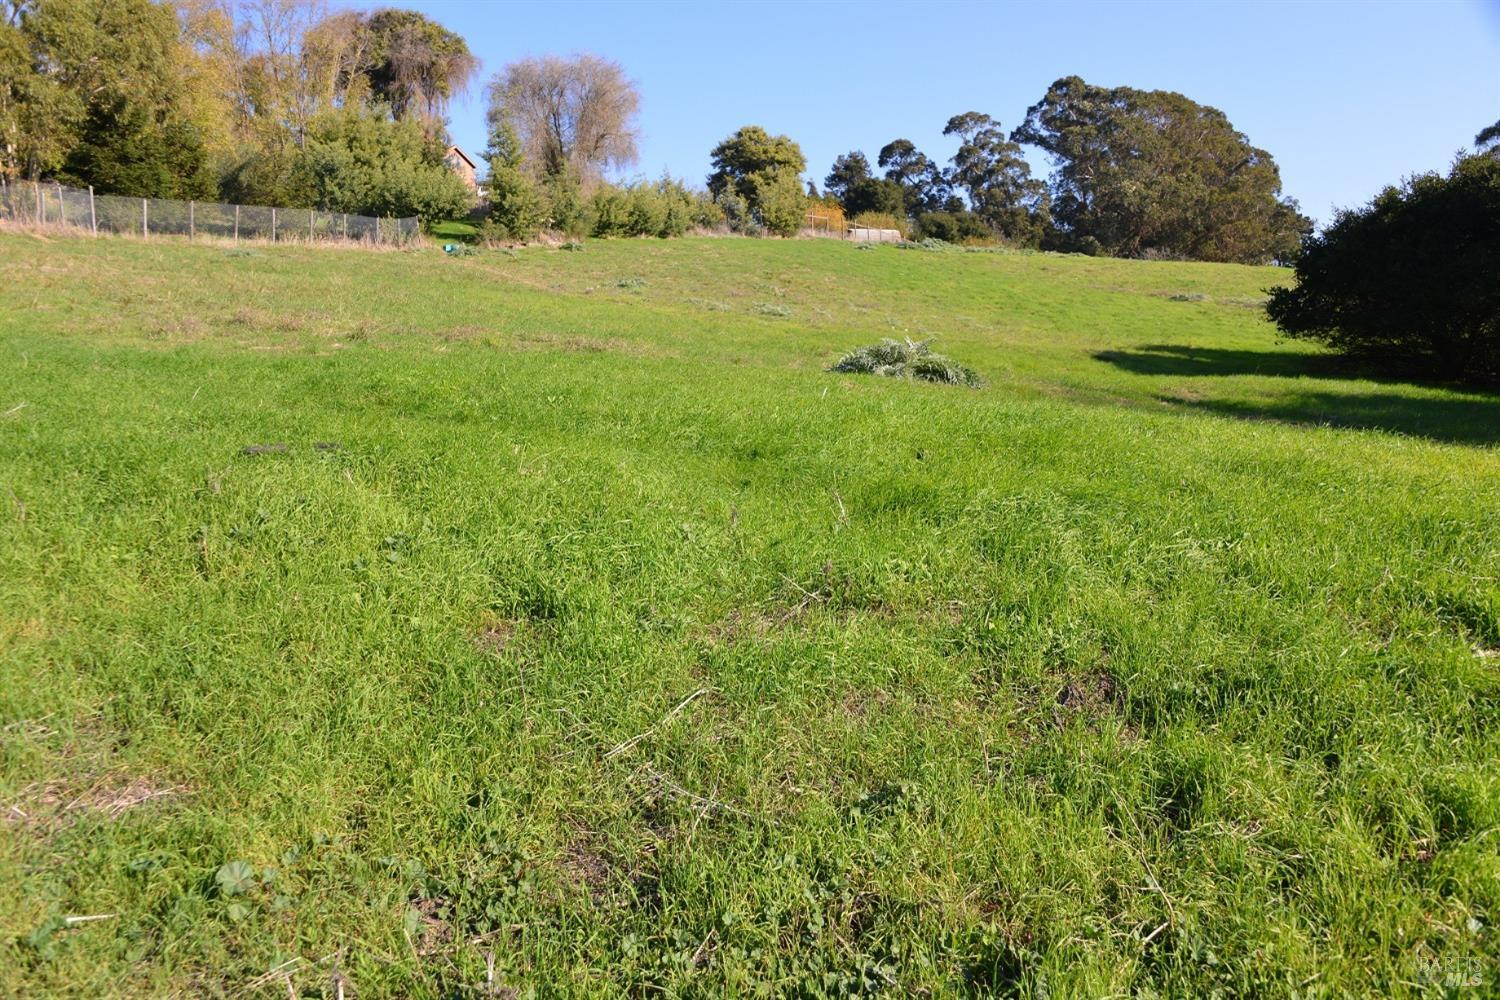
[{"left": 1, "top": 232, "right": 1496, "bottom": 997}]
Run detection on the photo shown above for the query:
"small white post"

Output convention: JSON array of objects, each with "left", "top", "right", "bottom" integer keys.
[
  {"left": 234, "top": 204, "right": 240, "bottom": 242},
  {"left": 271, "top": 207, "right": 277, "bottom": 242},
  {"left": 142, "top": 198, "right": 148, "bottom": 238},
  {"left": 342, "top": 213, "right": 347, "bottom": 240},
  {"left": 88, "top": 185, "right": 96, "bottom": 235},
  {"left": 56, "top": 183, "right": 64, "bottom": 225},
  {"left": 35, "top": 181, "right": 43, "bottom": 225},
  {"left": 189, "top": 200, "right": 195, "bottom": 240}
]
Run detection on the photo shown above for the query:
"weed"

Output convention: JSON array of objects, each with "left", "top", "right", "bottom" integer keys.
[{"left": 829, "top": 337, "right": 984, "bottom": 387}]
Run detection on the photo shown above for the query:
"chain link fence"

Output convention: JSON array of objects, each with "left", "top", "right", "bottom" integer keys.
[{"left": 0, "top": 179, "right": 420, "bottom": 246}]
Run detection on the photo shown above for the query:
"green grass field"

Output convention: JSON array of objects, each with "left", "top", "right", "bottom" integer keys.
[{"left": 1, "top": 231, "right": 1497, "bottom": 997}]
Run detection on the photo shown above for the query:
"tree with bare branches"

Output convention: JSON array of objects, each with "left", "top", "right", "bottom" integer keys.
[{"left": 484, "top": 53, "right": 639, "bottom": 186}]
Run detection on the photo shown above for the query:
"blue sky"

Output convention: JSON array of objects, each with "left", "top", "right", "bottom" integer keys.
[{"left": 391, "top": 0, "right": 1500, "bottom": 225}]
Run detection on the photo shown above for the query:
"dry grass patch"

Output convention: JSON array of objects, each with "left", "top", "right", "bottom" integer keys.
[{"left": 5, "top": 770, "right": 187, "bottom": 833}]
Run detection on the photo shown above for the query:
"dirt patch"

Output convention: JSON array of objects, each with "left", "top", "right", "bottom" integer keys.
[
  {"left": 1054, "top": 671, "right": 1124, "bottom": 725},
  {"left": 839, "top": 687, "right": 893, "bottom": 720},
  {"left": 560, "top": 832, "right": 613, "bottom": 897},
  {"left": 475, "top": 619, "right": 522, "bottom": 656},
  {"left": 5, "top": 772, "right": 187, "bottom": 832},
  {"left": 407, "top": 896, "right": 454, "bottom": 954}
]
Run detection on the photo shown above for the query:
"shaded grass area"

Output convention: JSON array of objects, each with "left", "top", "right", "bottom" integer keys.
[{"left": 0, "top": 232, "right": 1497, "bottom": 996}]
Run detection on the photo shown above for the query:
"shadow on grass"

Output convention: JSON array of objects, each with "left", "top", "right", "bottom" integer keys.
[
  {"left": 1166, "top": 392, "right": 1500, "bottom": 446},
  {"left": 1094, "top": 344, "right": 1500, "bottom": 446},
  {"left": 1093, "top": 344, "right": 1346, "bottom": 379}
]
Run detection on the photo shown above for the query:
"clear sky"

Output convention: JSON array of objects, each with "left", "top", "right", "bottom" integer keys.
[{"left": 386, "top": 0, "right": 1500, "bottom": 225}]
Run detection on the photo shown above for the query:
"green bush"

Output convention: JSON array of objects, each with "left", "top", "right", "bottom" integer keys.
[
  {"left": 1266, "top": 154, "right": 1500, "bottom": 384},
  {"left": 828, "top": 338, "right": 983, "bottom": 387},
  {"left": 292, "top": 106, "right": 472, "bottom": 223},
  {"left": 587, "top": 178, "right": 711, "bottom": 239},
  {"left": 915, "top": 210, "right": 992, "bottom": 243}
]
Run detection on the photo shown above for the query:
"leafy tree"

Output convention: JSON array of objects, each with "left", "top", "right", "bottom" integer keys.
[
  {"left": 0, "top": 16, "right": 71, "bottom": 180},
  {"left": 360, "top": 9, "right": 477, "bottom": 125},
  {"left": 944, "top": 112, "right": 1049, "bottom": 245},
  {"left": 823, "top": 150, "right": 870, "bottom": 204},
  {"left": 877, "top": 138, "right": 943, "bottom": 215},
  {"left": 483, "top": 117, "right": 543, "bottom": 239},
  {"left": 707, "top": 125, "right": 807, "bottom": 236},
  {"left": 1012, "top": 76, "right": 1309, "bottom": 262},
  {"left": 1266, "top": 154, "right": 1499, "bottom": 384},
  {"left": 292, "top": 105, "right": 470, "bottom": 222},
  {"left": 485, "top": 54, "right": 639, "bottom": 186},
  {"left": 8, "top": 0, "right": 217, "bottom": 196},
  {"left": 1477, "top": 119, "right": 1500, "bottom": 155}
]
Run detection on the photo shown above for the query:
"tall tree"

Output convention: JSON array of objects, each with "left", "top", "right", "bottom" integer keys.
[
  {"left": 359, "top": 8, "right": 476, "bottom": 125},
  {"left": 485, "top": 54, "right": 639, "bottom": 187},
  {"left": 943, "top": 112, "right": 1048, "bottom": 244},
  {"left": 877, "top": 138, "right": 942, "bottom": 214},
  {"left": 9, "top": 0, "right": 216, "bottom": 195},
  {"left": 823, "top": 150, "right": 870, "bottom": 204},
  {"left": 1478, "top": 119, "right": 1500, "bottom": 155},
  {"left": 1012, "top": 76, "right": 1309, "bottom": 262},
  {"left": 483, "top": 115, "right": 543, "bottom": 238},
  {"left": 707, "top": 125, "right": 807, "bottom": 236}
]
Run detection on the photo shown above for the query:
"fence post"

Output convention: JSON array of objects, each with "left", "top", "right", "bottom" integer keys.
[
  {"left": 271, "top": 207, "right": 277, "bottom": 242},
  {"left": 309, "top": 210, "right": 314, "bottom": 243},
  {"left": 56, "top": 183, "right": 64, "bottom": 225},
  {"left": 189, "top": 200, "right": 195, "bottom": 240},
  {"left": 35, "top": 181, "right": 42, "bottom": 225},
  {"left": 342, "top": 213, "right": 347, "bottom": 240},
  {"left": 234, "top": 204, "right": 240, "bottom": 242},
  {"left": 142, "top": 198, "right": 148, "bottom": 238},
  {"left": 88, "top": 185, "right": 96, "bottom": 236}
]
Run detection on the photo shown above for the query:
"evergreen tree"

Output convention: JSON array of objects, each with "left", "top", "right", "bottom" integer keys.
[
  {"left": 1012, "top": 76, "right": 1309, "bottom": 262},
  {"left": 483, "top": 117, "right": 543, "bottom": 238}
]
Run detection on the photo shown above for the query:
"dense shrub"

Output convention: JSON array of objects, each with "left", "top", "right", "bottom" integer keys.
[
  {"left": 1266, "top": 154, "right": 1499, "bottom": 384},
  {"left": 828, "top": 338, "right": 982, "bottom": 387},
  {"left": 914, "top": 210, "right": 992, "bottom": 243},
  {"left": 588, "top": 178, "right": 721, "bottom": 238},
  {"left": 293, "top": 106, "right": 472, "bottom": 222}
]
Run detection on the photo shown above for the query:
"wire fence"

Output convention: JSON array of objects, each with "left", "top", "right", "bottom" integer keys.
[{"left": 0, "top": 179, "right": 420, "bottom": 246}]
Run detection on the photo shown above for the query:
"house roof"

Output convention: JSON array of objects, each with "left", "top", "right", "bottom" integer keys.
[{"left": 445, "top": 145, "right": 476, "bottom": 169}]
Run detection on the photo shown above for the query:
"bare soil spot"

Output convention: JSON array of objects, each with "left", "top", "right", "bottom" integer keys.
[
  {"left": 475, "top": 619, "right": 522, "bottom": 656},
  {"left": 560, "top": 832, "right": 613, "bottom": 898},
  {"left": 1054, "top": 671, "right": 1124, "bottom": 726},
  {"left": 408, "top": 896, "right": 454, "bottom": 954}
]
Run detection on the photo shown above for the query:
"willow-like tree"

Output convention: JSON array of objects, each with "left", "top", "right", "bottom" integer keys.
[
  {"left": 359, "top": 9, "right": 476, "bottom": 125},
  {"left": 485, "top": 54, "right": 639, "bottom": 187},
  {"left": 1012, "top": 76, "right": 1309, "bottom": 263}
]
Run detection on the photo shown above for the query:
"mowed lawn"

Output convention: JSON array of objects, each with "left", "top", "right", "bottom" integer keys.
[{"left": 1, "top": 231, "right": 1497, "bottom": 997}]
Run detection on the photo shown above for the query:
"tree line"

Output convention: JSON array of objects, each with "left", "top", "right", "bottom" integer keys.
[
  {"left": 2, "top": 0, "right": 480, "bottom": 220},
  {"left": 4, "top": 0, "right": 1315, "bottom": 260},
  {"left": 818, "top": 78, "right": 1315, "bottom": 264}
]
